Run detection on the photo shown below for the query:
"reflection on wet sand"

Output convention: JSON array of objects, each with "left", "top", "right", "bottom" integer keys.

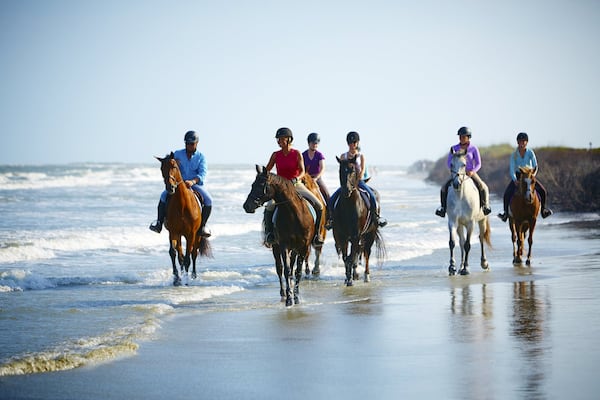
[{"left": 511, "top": 281, "right": 551, "bottom": 399}]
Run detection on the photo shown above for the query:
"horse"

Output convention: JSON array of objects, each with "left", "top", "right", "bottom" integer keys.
[
  {"left": 242, "top": 165, "right": 319, "bottom": 306},
  {"left": 157, "top": 152, "right": 211, "bottom": 286},
  {"left": 331, "top": 156, "right": 385, "bottom": 286},
  {"left": 446, "top": 149, "right": 491, "bottom": 276},
  {"left": 509, "top": 166, "right": 541, "bottom": 266}
]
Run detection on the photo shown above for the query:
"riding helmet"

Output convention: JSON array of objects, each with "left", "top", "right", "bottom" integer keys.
[
  {"left": 457, "top": 126, "right": 472, "bottom": 137},
  {"left": 184, "top": 130, "right": 199, "bottom": 143},
  {"left": 307, "top": 132, "right": 320, "bottom": 143},
  {"left": 275, "top": 127, "right": 293, "bottom": 141},
  {"left": 346, "top": 131, "right": 360, "bottom": 144},
  {"left": 517, "top": 132, "right": 529, "bottom": 141}
]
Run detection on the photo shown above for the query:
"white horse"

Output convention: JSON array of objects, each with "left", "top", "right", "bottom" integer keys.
[{"left": 446, "top": 149, "right": 492, "bottom": 275}]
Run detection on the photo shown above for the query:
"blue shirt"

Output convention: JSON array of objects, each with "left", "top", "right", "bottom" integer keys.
[
  {"left": 173, "top": 148, "right": 207, "bottom": 185},
  {"left": 510, "top": 148, "right": 538, "bottom": 182}
]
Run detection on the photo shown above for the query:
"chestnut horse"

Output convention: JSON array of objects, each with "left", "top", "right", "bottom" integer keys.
[
  {"left": 509, "top": 166, "right": 541, "bottom": 266},
  {"left": 243, "top": 165, "right": 324, "bottom": 306},
  {"left": 157, "top": 153, "right": 211, "bottom": 286},
  {"left": 446, "top": 149, "right": 491, "bottom": 276},
  {"left": 332, "top": 156, "right": 385, "bottom": 286}
]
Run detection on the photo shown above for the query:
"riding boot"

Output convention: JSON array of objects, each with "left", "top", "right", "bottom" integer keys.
[
  {"left": 374, "top": 209, "right": 388, "bottom": 227},
  {"left": 435, "top": 181, "right": 449, "bottom": 218},
  {"left": 263, "top": 208, "right": 275, "bottom": 246},
  {"left": 199, "top": 205, "right": 212, "bottom": 237},
  {"left": 313, "top": 209, "right": 324, "bottom": 245},
  {"left": 149, "top": 201, "right": 166, "bottom": 233},
  {"left": 480, "top": 187, "right": 492, "bottom": 215}
]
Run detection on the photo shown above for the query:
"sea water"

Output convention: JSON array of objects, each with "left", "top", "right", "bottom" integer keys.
[{"left": 0, "top": 163, "right": 597, "bottom": 376}]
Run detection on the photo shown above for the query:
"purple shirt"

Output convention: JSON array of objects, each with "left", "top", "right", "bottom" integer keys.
[
  {"left": 302, "top": 150, "right": 325, "bottom": 177},
  {"left": 446, "top": 143, "right": 482, "bottom": 173}
]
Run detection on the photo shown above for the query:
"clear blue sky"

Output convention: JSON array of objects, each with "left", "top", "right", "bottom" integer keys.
[{"left": 1, "top": 0, "right": 599, "bottom": 166}]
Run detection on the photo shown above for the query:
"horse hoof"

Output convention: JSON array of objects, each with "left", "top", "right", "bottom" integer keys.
[
  {"left": 173, "top": 277, "right": 181, "bottom": 286},
  {"left": 312, "top": 267, "right": 320, "bottom": 277},
  {"left": 286, "top": 298, "right": 293, "bottom": 307},
  {"left": 448, "top": 267, "right": 456, "bottom": 276},
  {"left": 364, "top": 274, "right": 370, "bottom": 283},
  {"left": 191, "top": 272, "right": 197, "bottom": 280},
  {"left": 345, "top": 279, "right": 353, "bottom": 287},
  {"left": 526, "top": 260, "right": 531, "bottom": 266},
  {"left": 294, "top": 296, "right": 300, "bottom": 304},
  {"left": 459, "top": 269, "right": 470, "bottom": 276}
]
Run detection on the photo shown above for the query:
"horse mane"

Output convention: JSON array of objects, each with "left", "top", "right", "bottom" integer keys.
[{"left": 518, "top": 166, "right": 535, "bottom": 177}]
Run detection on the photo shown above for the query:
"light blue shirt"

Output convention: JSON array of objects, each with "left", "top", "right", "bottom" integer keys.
[
  {"left": 173, "top": 148, "right": 207, "bottom": 185},
  {"left": 510, "top": 148, "right": 538, "bottom": 182}
]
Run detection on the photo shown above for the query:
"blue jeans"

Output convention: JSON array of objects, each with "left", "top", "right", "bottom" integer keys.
[{"left": 160, "top": 184, "right": 212, "bottom": 206}]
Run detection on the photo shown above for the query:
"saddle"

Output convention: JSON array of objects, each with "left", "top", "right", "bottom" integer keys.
[{"left": 331, "top": 188, "right": 373, "bottom": 232}]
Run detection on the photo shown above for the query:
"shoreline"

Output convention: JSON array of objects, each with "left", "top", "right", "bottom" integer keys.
[{"left": 1, "top": 219, "right": 600, "bottom": 399}]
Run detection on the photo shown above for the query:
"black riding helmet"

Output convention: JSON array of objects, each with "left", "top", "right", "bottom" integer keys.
[
  {"left": 275, "top": 127, "right": 293, "bottom": 142},
  {"left": 307, "top": 132, "right": 320, "bottom": 143},
  {"left": 457, "top": 127, "right": 472, "bottom": 137},
  {"left": 346, "top": 131, "right": 360, "bottom": 144},
  {"left": 184, "top": 130, "right": 199, "bottom": 143},
  {"left": 517, "top": 132, "right": 529, "bottom": 141}
]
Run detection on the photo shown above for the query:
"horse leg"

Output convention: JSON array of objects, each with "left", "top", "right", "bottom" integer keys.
[
  {"left": 459, "top": 226, "right": 471, "bottom": 276},
  {"left": 294, "top": 254, "right": 303, "bottom": 304},
  {"left": 448, "top": 225, "right": 457, "bottom": 276},
  {"left": 363, "top": 250, "right": 371, "bottom": 283},
  {"left": 169, "top": 244, "right": 181, "bottom": 286},
  {"left": 526, "top": 221, "right": 536, "bottom": 266},
  {"left": 273, "top": 246, "right": 285, "bottom": 301},
  {"left": 311, "top": 244, "right": 322, "bottom": 277},
  {"left": 516, "top": 227, "right": 525, "bottom": 264},
  {"left": 351, "top": 239, "right": 360, "bottom": 281},
  {"left": 282, "top": 248, "right": 293, "bottom": 307},
  {"left": 479, "top": 220, "right": 489, "bottom": 270}
]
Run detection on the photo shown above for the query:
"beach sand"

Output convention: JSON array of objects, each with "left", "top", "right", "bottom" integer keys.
[{"left": 1, "top": 221, "right": 600, "bottom": 400}]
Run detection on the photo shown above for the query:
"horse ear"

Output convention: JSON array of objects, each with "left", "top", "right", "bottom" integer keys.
[
  {"left": 336, "top": 156, "right": 341, "bottom": 163},
  {"left": 169, "top": 152, "right": 175, "bottom": 159},
  {"left": 255, "top": 164, "right": 261, "bottom": 174},
  {"left": 155, "top": 156, "right": 163, "bottom": 162}
]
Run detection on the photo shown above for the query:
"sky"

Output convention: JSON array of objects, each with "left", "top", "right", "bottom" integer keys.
[{"left": 1, "top": 0, "right": 599, "bottom": 166}]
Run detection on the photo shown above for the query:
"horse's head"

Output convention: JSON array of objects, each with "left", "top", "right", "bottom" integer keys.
[
  {"left": 337, "top": 155, "right": 359, "bottom": 198},
  {"left": 243, "top": 165, "right": 273, "bottom": 213},
  {"left": 450, "top": 149, "right": 468, "bottom": 189},
  {"left": 517, "top": 166, "right": 537, "bottom": 203},
  {"left": 156, "top": 152, "right": 183, "bottom": 195}
]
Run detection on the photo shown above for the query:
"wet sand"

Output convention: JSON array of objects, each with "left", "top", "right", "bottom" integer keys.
[{"left": 1, "top": 220, "right": 600, "bottom": 400}]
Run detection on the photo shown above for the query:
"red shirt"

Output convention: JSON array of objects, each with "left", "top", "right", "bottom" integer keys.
[{"left": 275, "top": 149, "right": 301, "bottom": 180}]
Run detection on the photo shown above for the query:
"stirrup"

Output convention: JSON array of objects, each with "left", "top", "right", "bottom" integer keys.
[
  {"left": 324, "top": 219, "right": 333, "bottom": 230},
  {"left": 435, "top": 207, "right": 446, "bottom": 218},
  {"left": 541, "top": 208, "right": 553, "bottom": 219},
  {"left": 377, "top": 218, "right": 388, "bottom": 228},
  {"left": 149, "top": 221, "right": 162, "bottom": 233},
  {"left": 199, "top": 228, "right": 211, "bottom": 238},
  {"left": 313, "top": 234, "right": 324, "bottom": 245},
  {"left": 497, "top": 212, "right": 508, "bottom": 222},
  {"left": 483, "top": 206, "right": 492, "bottom": 216}
]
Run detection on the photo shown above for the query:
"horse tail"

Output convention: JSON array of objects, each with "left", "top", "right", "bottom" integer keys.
[
  {"left": 374, "top": 228, "right": 387, "bottom": 267},
  {"left": 198, "top": 237, "right": 213, "bottom": 258},
  {"left": 483, "top": 217, "right": 492, "bottom": 248}
]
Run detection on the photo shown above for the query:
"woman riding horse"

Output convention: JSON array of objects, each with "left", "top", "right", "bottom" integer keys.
[
  {"left": 498, "top": 132, "right": 553, "bottom": 222},
  {"left": 263, "top": 127, "right": 324, "bottom": 246}
]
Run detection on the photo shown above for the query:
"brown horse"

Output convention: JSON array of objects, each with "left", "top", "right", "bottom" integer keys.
[
  {"left": 243, "top": 165, "right": 318, "bottom": 306},
  {"left": 157, "top": 152, "right": 211, "bottom": 286},
  {"left": 509, "top": 166, "right": 541, "bottom": 266},
  {"left": 332, "top": 156, "right": 385, "bottom": 286}
]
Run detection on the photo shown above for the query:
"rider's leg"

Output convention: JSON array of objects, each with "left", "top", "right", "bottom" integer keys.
[
  {"left": 498, "top": 181, "right": 515, "bottom": 222},
  {"left": 360, "top": 181, "right": 387, "bottom": 227},
  {"left": 536, "top": 180, "right": 553, "bottom": 218},
  {"left": 296, "top": 183, "right": 324, "bottom": 244},
  {"left": 263, "top": 201, "right": 276, "bottom": 246},
  {"left": 471, "top": 173, "right": 491, "bottom": 215},
  {"left": 325, "top": 188, "right": 339, "bottom": 230},
  {"left": 193, "top": 185, "right": 213, "bottom": 237},
  {"left": 436, "top": 179, "right": 451, "bottom": 217},
  {"left": 149, "top": 192, "right": 168, "bottom": 233}
]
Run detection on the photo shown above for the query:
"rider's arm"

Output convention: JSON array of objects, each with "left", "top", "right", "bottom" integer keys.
[
  {"left": 295, "top": 150, "right": 306, "bottom": 181},
  {"left": 265, "top": 152, "right": 277, "bottom": 173}
]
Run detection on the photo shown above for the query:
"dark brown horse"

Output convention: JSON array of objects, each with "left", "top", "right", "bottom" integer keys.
[
  {"left": 332, "top": 156, "right": 385, "bottom": 286},
  {"left": 243, "top": 165, "right": 318, "bottom": 306},
  {"left": 509, "top": 166, "right": 541, "bottom": 266},
  {"left": 157, "top": 152, "right": 211, "bottom": 286}
]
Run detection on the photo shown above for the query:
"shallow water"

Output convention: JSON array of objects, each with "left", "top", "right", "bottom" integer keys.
[{"left": 0, "top": 163, "right": 599, "bottom": 399}]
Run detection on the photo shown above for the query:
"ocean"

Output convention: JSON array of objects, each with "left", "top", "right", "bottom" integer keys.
[{"left": 0, "top": 162, "right": 598, "bottom": 377}]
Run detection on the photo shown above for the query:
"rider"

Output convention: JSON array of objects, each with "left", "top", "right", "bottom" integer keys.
[
  {"left": 497, "top": 132, "right": 553, "bottom": 221},
  {"left": 149, "top": 130, "right": 213, "bottom": 237},
  {"left": 302, "top": 132, "right": 330, "bottom": 205},
  {"left": 435, "top": 126, "right": 492, "bottom": 218},
  {"left": 263, "top": 127, "right": 325, "bottom": 246},
  {"left": 325, "top": 131, "right": 387, "bottom": 229}
]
